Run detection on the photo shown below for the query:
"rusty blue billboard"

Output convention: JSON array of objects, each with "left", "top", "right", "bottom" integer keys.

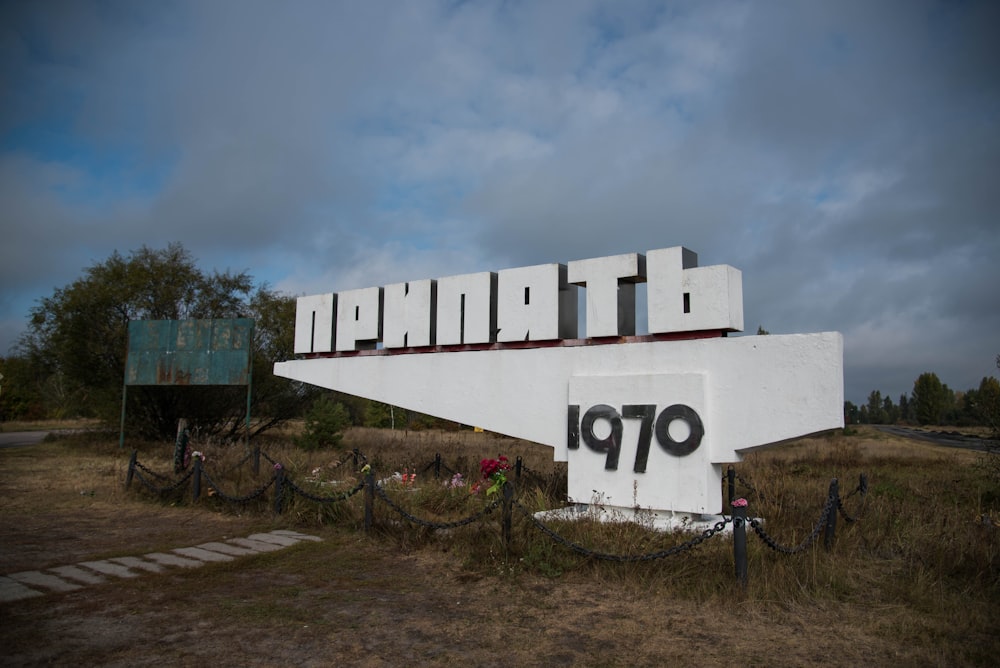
[{"left": 125, "top": 319, "right": 254, "bottom": 386}]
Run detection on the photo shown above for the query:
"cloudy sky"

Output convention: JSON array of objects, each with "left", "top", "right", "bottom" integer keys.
[{"left": 2, "top": 0, "right": 997, "bottom": 405}]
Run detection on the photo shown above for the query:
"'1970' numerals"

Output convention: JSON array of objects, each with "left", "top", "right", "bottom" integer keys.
[{"left": 567, "top": 404, "right": 704, "bottom": 472}]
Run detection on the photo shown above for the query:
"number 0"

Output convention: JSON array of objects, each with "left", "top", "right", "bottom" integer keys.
[{"left": 654, "top": 404, "right": 704, "bottom": 457}]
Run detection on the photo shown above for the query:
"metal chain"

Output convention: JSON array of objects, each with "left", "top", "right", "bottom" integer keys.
[
  {"left": 200, "top": 469, "right": 277, "bottom": 503},
  {"left": 516, "top": 466, "right": 551, "bottom": 486},
  {"left": 132, "top": 465, "right": 194, "bottom": 494},
  {"left": 836, "top": 477, "right": 868, "bottom": 523},
  {"left": 514, "top": 500, "right": 731, "bottom": 562},
  {"left": 214, "top": 450, "right": 255, "bottom": 476},
  {"left": 749, "top": 493, "right": 836, "bottom": 554},
  {"left": 419, "top": 458, "right": 458, "bottom": 477},
  {"left": 373, "top": 483, "right": 502, "bottom": 529},
  {"left": 734, "top": 473, "right": 765, "bottom": 500},
  {"left": 323, "top": 449, "right": 367, "bottom": 471},
  {"left": 134, "top": 460, "right": 172, "bottom": 481},
  {"left": 287, "top": 477, "right": 365, "bottom": 504}
]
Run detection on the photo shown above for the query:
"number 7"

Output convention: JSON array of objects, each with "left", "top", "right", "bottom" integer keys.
[{"left": 622, "top": 405, "right": 656, "bottom": 473}]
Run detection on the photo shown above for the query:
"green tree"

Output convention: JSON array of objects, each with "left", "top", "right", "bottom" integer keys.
[
  {"left": 899, "top": 393, "right": 913, "bottom": 423},
  {"left": 296, "top": 394, "right": 351, "bottom": 450},
  {"left": 363, "top": 400, "right": 395, "bottom": 428},
  {"left": 973, "top": 375, "right": 1000, "bottom": 435},
  {"left": 866, "top": 390, "right": 886, "bottom": 424},
  {"left": 882, "top": 395, "right": 899, "bottom": 424},
  {"left": 18, "top": 243, "right": 312, "bottom": 439},
  {"left": 912, "top": 372, "right": 948, "bottom": 425},
  {"left": 844, "top": 400, "right": 860, "bottom": 425},
  {"left": 0, "top": 355, "right": 45, "bottom": 421}
]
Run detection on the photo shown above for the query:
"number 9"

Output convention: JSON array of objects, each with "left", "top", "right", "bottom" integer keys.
[{"left": 580, "top": 404, "right": 623, "bottom": 470}]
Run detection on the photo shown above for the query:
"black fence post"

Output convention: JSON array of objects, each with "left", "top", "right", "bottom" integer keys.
[
  {"left": 434, "top": 453, "right": 442, "bottom": 479},
  {"left": 727, "top": 465, "right": 736, "bottom": 506},
  {"left": 502, "top": 480, "right": 514, "bottom": 554},
  {"left": 353, "top": 449, "right": 360, "bottom": 469},
  {"left": 252, "top": 446, "right": 260, "bottom": 475},
  {"left": 515, "top": 456, "right": 523, "bottom": 481},
  {"left": 364, "top": 470, "right": 375, "bottom": 532},
  {"left": 733, "top": 504, "right": 748, "bottom": 588},
  {"left": 125, "top": 450, "right": 137, "bottom": 489},
  {"left": 824, "top": 478, "right": 839, "bottom": 551},
  {"left": 273, "top": 465, "right": 284, "bottom": 514},
  {"left": 192, "top": 457, "right": 202, "bottom": 501}
]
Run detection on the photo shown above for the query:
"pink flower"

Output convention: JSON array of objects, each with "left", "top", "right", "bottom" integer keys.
[
  {"left": 273, "top": 463, "right": 283, "bottom": 471},
  {"left": 731, "top": 498, "right": 748, "bottom": 508}
]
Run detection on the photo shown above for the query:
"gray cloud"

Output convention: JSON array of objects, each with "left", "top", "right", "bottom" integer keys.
[{"left": 1, "top": 0, "right": 997, "bottom": 403}]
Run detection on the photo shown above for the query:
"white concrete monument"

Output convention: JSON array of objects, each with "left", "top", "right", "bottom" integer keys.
[{"left": 275, "top": 246, "right": 843, "bottom": 524}]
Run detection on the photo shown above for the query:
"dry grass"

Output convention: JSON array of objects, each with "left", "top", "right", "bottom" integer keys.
[
  {"left": 1, "top": 425, "right": 999, "bottom": 666},
  {"left": 0, "top": 417, "right": 102, "bottom": 432}
]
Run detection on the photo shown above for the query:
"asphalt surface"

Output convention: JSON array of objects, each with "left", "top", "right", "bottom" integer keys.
[
  {"left": 0, "top": 431, "right": 51, "bottom": 448},
  {"left": 873, "top": 425, "right": 998, "bottom": 452}
]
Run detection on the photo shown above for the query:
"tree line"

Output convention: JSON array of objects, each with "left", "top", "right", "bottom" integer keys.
[
  {"left": 0, "top": 244, "right": 457, "bottom": 440},
  {"left": 845, "top": 363, "right": 1000, "bottom": 432}
]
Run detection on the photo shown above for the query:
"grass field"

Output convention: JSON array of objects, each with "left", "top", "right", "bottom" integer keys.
[{"left": 1, "top": 425, "right": 998, "bottom": 666}]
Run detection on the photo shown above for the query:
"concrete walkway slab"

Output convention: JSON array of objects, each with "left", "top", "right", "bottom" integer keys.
[
  {"left": 49, "top": 565, "right": 106, "bottom": 585},
  {"left": 270, "top": 529, "right": 323, "bottom": 542},
  {"left": 197, "top": 541, "right": 261, "bottom": 557},
  {"left": 108, "top": 556, "right": 164, "bottom": 574},
  {"left": 79, "top": 560, "right": 139, "bottom": 579},
  {"left": 0, "top": 576, "right": 43, "bottom": 602},
  {"left": 144, "top": 552, "right": 205, "bottom": 568},
  {"left": 226, "top": 537, "right": 284, "bottom": 552},
  {"left": 9, "top": 571, "right": 80, "bottom": 593},
  {"left": 173, "top": 547, "right": 234, "bottom": 563},
  {"left": 1, "top": 529, "right": 323, "bottom": 605},
  {"left": 247, "top": 532, "right": 303, "bottom": 547}
]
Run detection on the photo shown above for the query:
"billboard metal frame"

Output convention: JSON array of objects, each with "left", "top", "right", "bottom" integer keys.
[{"left": 118, "top": 318, "right": 255, "bottom": 449}]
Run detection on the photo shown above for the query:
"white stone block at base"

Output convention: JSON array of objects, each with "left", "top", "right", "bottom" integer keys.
[{"left": 535, "top": 506, "right": 735, "bottom": 535}]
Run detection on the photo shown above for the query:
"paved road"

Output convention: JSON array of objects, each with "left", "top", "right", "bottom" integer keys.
[
  {"left": 0, "top": 431, "right": 50, "bottom": 448},
  {"left": 873, "top": 425, "right": 998, "bottom": 452}
]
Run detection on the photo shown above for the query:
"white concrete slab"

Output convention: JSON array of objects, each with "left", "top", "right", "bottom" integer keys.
[
  {"left": 78, "top": 560, "right": 140, "bottom": 578},
  {"left": 246, "top": 532, "right": 302, "bottom": 547},
  {"left": 226, "top": 537, "right": 284, "bottom": 553},
  {"left": 173, "top": 547, "right": 234, "bottom": 563},
  {"left": 196, "top": 541, "right": 262, "bottom": 557},
  {"left": 108, "top": 556, "right": 165, "bottom": 574},
  {"left": 9, "top": 570, "right": 81, "bottom": 593},
  {"left": 269, "top": 530, "right": 323, "bottom": 542},
  {"left": 144, "top": 552, "right": 205, "bottom": 568},
  {"left": 0, "top": 576, "right": 43, "bottom": 602},
  {"left": 49, "top": 565, "right": 106, "bottom": 585}
]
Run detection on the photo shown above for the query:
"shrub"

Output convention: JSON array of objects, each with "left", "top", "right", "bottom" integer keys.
[{"left": 296, "top": 395, "right": 351, "bottom": 450}]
